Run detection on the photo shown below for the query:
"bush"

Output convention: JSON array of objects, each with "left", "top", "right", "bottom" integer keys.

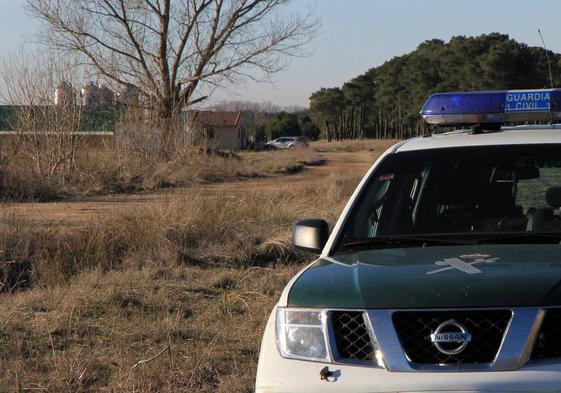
[
  {"left": 0, "top": 137, "right": 322, "bottom": 201},
  {"left": 0, "top": 171, "right": 357, "bottom": 289}
]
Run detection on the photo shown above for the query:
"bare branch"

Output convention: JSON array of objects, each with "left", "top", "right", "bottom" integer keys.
[{"left": 26, "top": 0, "right": 319, "bottom": 119}]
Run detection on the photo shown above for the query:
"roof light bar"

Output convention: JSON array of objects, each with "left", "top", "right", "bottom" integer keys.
[{"left": 420, "top": 89, "right": 561, "bottom": 125}]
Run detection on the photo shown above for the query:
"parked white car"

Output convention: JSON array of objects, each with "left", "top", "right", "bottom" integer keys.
[
  {"left": 265, "top": 136, "right": 308, "bottom": 150},
  {"left": 256, "top": 89, "right": 561, "bottom": 392}
]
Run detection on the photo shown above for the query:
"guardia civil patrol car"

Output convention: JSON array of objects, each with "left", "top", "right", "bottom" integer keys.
[{"left": 256, "top": 89, "right": 561, "bottom": 392}]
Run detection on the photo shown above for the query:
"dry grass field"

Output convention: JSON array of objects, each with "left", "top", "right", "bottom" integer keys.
[
  {"left": 0, "top": 140, "right": 396, "bottom": 392},
  {"left": 0, "top": 136, "right": 323, "bottom": 202}
]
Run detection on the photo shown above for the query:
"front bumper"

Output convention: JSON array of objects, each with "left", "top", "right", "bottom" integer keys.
[{"left": 255, "top": 307, "right": 561, "bottom": 393}]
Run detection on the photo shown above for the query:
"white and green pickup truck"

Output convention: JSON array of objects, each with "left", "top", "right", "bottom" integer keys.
[{"left": 256, "top": 90, "right": 561, "bottom": 393}]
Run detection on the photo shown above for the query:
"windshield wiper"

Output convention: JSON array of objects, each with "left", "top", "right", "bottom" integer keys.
[
  {"left": 477, "top": 233, "right": 561, "bottom": 245},
  {"left": 341, "top": 232, "right": 561, "bottom": 251},
  {"left": 341, "top": 236, "right": 475, "bottom": 251}
]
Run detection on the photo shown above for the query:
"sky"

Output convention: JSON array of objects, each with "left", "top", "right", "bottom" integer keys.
[{"left": 2, "top": 0, "right": 561, "bottom": 107}]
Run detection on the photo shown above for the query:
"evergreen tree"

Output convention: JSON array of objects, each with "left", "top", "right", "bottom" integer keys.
[{"left": 309, "top": 33, "right": 561, "bottom": 140}]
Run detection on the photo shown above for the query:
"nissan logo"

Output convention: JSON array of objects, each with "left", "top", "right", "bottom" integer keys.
[{"left": 430, "top": 320, "right": 472, "bottom": 355}]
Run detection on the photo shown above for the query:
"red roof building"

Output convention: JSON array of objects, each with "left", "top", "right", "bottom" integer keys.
[
  {"left": 187, "top": 111, "right": 249, "bottom": 150},
  {"left": 194, "top": 111, "right": 241, "bottom": 128}
]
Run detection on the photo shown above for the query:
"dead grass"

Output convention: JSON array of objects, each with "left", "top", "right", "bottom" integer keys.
[
  {"left": 1, "top": 171, "right": 355, "bottom": 288},
  {"left": 0, "top": 139, "right": 393, "bottom": 392},
  {"left": 144, "top": 148, "right": 318, "bottom": 187},
  {"left": 312, "top": 138, "right": 398, "bottom": 154},
  {"left": 0, "top": 162, "right": 64, "bottom": 202},
  {"left": 0, "top": 172, "right": 359, "bottom": 392},
  {"left": 0, "top": 140, "right": 322, "bottom": 201},
  {"left": 0, "top": 265, "right": 299, "bottom": 392}
]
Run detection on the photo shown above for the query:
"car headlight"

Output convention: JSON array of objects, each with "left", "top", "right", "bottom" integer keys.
[
  {"left": 276, "top": 308, "right": 385, "bottom": 367},
  {"left": 276, "top": 308, "right": 329, "bottom": 362}
]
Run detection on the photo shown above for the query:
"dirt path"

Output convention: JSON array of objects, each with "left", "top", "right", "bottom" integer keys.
[{"left": 2, "top": 150, "right": 377, "bottom": 226}]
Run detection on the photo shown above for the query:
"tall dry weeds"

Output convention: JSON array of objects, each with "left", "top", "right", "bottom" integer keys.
[
  {"left": 0, "top": 171, "right": 361, "bottom": 392},
  {"left": 0, "top": 136, "right": 323, "bottom": 200},
  {"left": 0, "top": 51, "right": 86, "bottom": 188},
  {"left": 0, "top": 131, "right": 394, "bottom": 392},
  {"left": 0, "top": 172, "right": 357, "bottom": 290}
]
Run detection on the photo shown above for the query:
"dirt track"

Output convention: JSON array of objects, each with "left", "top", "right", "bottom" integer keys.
[{"left": 2, "top": 150, "right": 377, "bottom": 226}]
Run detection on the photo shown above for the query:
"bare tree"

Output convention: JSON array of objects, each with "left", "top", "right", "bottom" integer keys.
[
  {"left": 26, "top": 0, "right": 318, "bottom": 121},
  {"left": 0, "top": 50, "right": 85, "bottom": 181}
]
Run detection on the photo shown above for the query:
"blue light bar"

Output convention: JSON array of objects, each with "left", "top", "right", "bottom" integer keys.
[{"left": 420, "top": 89, "right": 561, "bottom": 125}]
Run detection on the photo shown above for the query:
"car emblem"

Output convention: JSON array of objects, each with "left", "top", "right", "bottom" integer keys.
[
  {"left": 426, "top": 254, "right": 499, "bottom": 275},
  {"left": 430, "top": 320, "right": 472, "bottom": 355}
]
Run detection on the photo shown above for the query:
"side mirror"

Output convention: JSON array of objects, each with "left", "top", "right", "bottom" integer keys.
[{"left": 292, "top": 219, "right": 329, "bottom": 254}]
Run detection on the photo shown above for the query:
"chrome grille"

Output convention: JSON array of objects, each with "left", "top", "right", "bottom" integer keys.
[
  {"left": 331, "top": 311, "right": 376, "bottom": 361},
  {"left": 531, "top": 308, "right": 561, "bottom": 361},
  {"left": 393, "top": 310, "right": 512, "bottom": 365}
]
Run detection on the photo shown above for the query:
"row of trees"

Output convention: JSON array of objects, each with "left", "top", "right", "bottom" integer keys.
[
  {"left": 309, "top": 33, "right": 561, "bottom": 140},
  {"left": 211, "top": 100, "right": 306, "bottom": 114}
]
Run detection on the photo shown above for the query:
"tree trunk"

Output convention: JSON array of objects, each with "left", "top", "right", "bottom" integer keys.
[
  {"left": 378, "top": 107, "right": 382, "bottom": 140},
  {"left": 157, "top": 98, "right": 177, "bottom": 159}
]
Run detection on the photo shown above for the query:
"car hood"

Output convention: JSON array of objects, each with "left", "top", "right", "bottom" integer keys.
[{"left": 287, "top": 244, "right": 561, "bottom": 309}]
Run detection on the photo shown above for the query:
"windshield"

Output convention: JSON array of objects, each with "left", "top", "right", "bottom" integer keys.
[{"left": 336, "top": 144, "right": 561, "bottom": 250}]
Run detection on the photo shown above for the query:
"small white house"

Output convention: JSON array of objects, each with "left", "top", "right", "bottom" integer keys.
[{"left": 191, "top": 111, "right": 248, "bottom": 150}]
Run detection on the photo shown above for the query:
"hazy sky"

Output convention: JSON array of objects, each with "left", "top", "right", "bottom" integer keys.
[{"left": 2, "top": 0, "right": 561, "bottom": 107}]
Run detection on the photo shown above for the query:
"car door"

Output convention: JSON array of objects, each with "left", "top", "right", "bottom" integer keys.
[{"left": 275, "top": 138, "right": 288, "bottom": 148}]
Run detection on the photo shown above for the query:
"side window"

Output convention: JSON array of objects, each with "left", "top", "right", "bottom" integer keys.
[
  {"left": 517, "top": 167, "right": 561, "bottom": 212},
  {"left": 347, "top": 177, "right": 392, "bottom": 240},
  {"left": 345, "top": 166, "right": 426, "bottom": 240},
  {"left": 366, "top": 180, "right": 391, "bottom": 237},
  {"left": 206, "top": 127, "right": 215, "bottom": 139},
  {"left": 376, "top": 174, "right": 420, "bottom": 236}
]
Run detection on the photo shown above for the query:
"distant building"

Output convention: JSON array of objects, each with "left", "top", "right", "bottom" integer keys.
[
  {"left": 54, "top": 82, "right": 76, "bottom": 106},
  {"left": 98, "top": 84, "right": 115, "bottom": 106},
  {"left": 81, "top": 81, "right": 99, "bottom": 106},
  {"left": 0, "top": 106, "right": 16, "bottom": 131},
  {"left": 117, "top": 83, "right": 142, "bottom": 106},
  {"left": 189, "top": 111, "right": 249, "bottom": 150},
  {"left": 0, "top": 104, "right": 121, "bottom": 134},
  {"left": 81, "top": 82, "right": 115, "bottom": 107}
]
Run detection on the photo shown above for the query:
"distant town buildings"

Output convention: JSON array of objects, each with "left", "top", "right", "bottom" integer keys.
[
  {"left": 10, "top": 81, "right": 255, "bottom": 150},
  {"left": 54, "top": 82, "right": 76, "bottom": 106},
  {"left": 54, "top": 81, "right": 142, "bottom": 107},
  {"left": 117, "top": 83, "right": 143, "bottom": 106},
  {"left": 80, "top": 81, "right": 116, "bottom": 106}
]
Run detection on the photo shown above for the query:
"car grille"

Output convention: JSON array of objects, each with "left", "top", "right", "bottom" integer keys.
[
  {"left": 392, "top": 310, "right": 512, "bottom": 365},
  {"left": 331, "top": 311, "right": 376, "bottom": 361},
  {"left": 531, "top": 308, "right": 561, "bottom": 361}
]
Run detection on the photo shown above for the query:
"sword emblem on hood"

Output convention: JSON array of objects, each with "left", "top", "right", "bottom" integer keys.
[{"left": 426, "top": 254, "right": 499, "bottom": 275}]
